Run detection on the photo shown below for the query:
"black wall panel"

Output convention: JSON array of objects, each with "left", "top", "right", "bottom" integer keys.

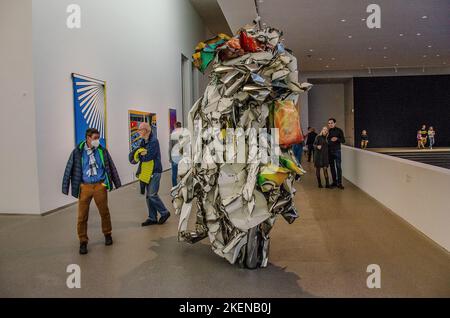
[{"left": 354, "top": 75, "right": 450, "bottom": 148}]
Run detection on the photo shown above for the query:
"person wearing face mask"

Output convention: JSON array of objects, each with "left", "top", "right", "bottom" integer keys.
[{"left": 62, "top": 128, "right": 121, "bottom": 255}]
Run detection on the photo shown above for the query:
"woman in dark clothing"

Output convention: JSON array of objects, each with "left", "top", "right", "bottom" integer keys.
[{"left": 313, "top": 127, "right": 330, "bottom": 188}]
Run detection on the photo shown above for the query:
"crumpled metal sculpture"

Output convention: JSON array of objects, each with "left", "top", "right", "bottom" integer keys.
[{"left": 171, "top": 25, "right": 312, "bottom": 269}]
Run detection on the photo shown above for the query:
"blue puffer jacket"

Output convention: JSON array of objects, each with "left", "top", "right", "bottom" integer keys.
[
  {"left": 62, "top": 141, "right": 122, "bottom": 198},
  {"left": 138, "top": 131, "right": 162, "bottom": 173}
]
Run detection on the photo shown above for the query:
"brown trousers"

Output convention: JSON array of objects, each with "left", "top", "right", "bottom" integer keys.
[{"left": 77, "top": 183, "right": 112, "bottom": 243}]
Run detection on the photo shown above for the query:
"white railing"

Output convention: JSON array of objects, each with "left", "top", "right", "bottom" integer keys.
[{"left": 341, "top": 145, "right": 450, "bottom": 251}]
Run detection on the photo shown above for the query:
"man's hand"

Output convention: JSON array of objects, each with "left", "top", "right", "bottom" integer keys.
[
  {"left": 140, "top": 149, "right": 148, "bottom": 156},
  {"left": 317, "top": 145, "right": 322, "bottom": 150},
  {"left": 331, "top": 137, "right": 338, "bottom": 142}
]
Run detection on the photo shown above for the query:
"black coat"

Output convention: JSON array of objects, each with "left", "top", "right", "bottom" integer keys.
[
  {"left": 313, "top": 135, "right": 329, "bottom": 168},
  {"left": 62, "top": 142, "right": 121, "bottom": 198},
  {"left": 306, "top": 131, "right": 318, "bottom": 146},
  {"left": 327, "top": 127, "right": 345, "bottom": 151}
]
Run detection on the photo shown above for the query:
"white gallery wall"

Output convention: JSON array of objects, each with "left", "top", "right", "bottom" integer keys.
[
  {"left": 308, "top": 83, "right": 345, "bottom": 132},
  {"left": 343, "top": 79, "right": 354, "bottom": 146},
  {"left": 298, "top": 76, "right": 309, "bottom": 134},
  {"left": 0, "top": 0, "right": 41, "bottom": 214},
  {"left": 2, "top": 0, "right": 207, "bottom": 214}
]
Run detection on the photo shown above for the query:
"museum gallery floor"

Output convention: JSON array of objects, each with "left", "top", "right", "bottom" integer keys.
[{"left": 0, "top": 162, "right": 448, "bottom": 297}]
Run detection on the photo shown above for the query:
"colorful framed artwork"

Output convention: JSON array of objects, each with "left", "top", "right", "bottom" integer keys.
[
  {"left": 169, "top": 108, "right": 177, "bottom": 132},
  {"left": 71, "top": 73, "right": 107, "bottom": 147},
  {"left": 128, "top": 110, "right": 156, "bottom": 151}
]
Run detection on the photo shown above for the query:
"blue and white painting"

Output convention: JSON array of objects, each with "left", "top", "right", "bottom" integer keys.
[{"left": 71, "top": 73, "right": 107, "bottom": 147}]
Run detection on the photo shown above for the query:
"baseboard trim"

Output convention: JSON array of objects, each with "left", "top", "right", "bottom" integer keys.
[{"left": 1, "top": 170, "right": 173, "bottom": 217}]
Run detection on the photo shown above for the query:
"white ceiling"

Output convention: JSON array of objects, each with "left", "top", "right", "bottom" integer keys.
[
  {"left": 216, "top": 0, "right": 258, "bottom": 34},
  {"left": 190, "top": 0, "right": 232, "bottom": 35},
  {"left": 194, "top": 0, "right": 450, "bottom": 72}
]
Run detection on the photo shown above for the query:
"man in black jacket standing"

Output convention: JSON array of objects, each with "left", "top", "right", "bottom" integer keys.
[
  {"left": 62, "top": 128, "right": 121, "bottom": 255},
  {"left": 327, "top": 118, "right": 345, "bottom": 189},
  {"left": 306, "top": 127, "right": 318, "bottom": 162}
]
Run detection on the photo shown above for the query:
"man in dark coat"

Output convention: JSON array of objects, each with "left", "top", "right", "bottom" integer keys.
[
  {"left": 306, "top": 127, "right": 318, "bottom": 162},
  {"left": 327, "top": 118, "right": 346, "bottom": 189},
  {"left": 62, "top": 128, "right": 121, "bottom": 254}
]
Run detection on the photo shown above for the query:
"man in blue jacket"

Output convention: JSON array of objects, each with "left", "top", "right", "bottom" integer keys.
[
  {"left": 137, "top": 122, "right": 171, "bottom": 226},
  {"left": 62, "top": 128, "right": 121, "bottom": 255}
]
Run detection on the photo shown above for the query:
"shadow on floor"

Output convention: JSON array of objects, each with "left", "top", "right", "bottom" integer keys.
[{"left": 120, "top": 236, "right": 316, "bottom": 298}]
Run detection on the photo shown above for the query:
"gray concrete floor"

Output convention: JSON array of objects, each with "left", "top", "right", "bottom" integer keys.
[{"left": 0, "top": 161, "right": 449, "bottom": 297}]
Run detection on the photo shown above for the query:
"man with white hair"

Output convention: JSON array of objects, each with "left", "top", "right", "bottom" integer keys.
[{"left": 135, "top": 122, "right": 170, "bottom": 226}]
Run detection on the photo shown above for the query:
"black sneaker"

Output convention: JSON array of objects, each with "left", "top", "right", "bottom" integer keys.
[
  {"left": 318, "top": 184, "right": 323, "bottom": 188},
  {"left": 79, "top": 242, "right": 88, "bottom": 255},
  {"left": 337, "top": 184, "right": 345, "bottom": 190},
  {"left": 330, "top": 183, "right": 337, "bottom": 189},
  {"left": 141, "top": 219, "right": 158, "bottom": 226},
  {"left": 158, "top": 212, "right": 171, "bottom": 225},
  {"left": 105, "top": 234, "right": 113, "bottom": 246}
]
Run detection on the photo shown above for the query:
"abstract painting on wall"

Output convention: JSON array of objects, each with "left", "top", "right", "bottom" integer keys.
[
  {"left": 169, "top": 108, "right": 177, "bottom": 132},
  {"left": 71, "top": 73, "right": 107, "bottom": 147},
  {"left": 128, "top": 110, "right": 155, "bottom": 151}
]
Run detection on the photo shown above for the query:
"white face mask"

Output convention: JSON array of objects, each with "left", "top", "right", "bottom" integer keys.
[{"left": 91, "top": 139, "right": 100, "bottom": 148}]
